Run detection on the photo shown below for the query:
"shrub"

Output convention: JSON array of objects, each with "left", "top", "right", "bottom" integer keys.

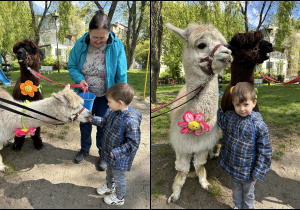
[
  {"left": 159, "top": 71, "right": 171, "bottom": 84},
  {"left": 254, "top": 70, "right": 262, "bottom": 79},
  {"left": 223, "top": 73, "right": 231, "bottom": 83},
  {"left": 277, "top": 75, "right": 285, "bottom": 82},
  {"left": 11, "top": 60, "right": 20, "bottom": 70},
  {"left": 41, "top": 56, "right": 56, "bottom": 67}
]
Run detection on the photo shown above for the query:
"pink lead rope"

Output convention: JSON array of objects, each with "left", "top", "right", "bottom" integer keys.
[{"left": 26, "top": 67, "right": 88, "bottom": 96}]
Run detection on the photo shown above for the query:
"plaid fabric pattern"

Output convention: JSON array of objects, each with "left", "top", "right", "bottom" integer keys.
[
  {"left": 217, "top": 108, "right": 272, "bottom": 181},
  {"left": 91, "top": 108, "right": 142, "bottom": 171}
]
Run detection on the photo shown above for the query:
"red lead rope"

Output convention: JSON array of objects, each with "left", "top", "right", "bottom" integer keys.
[
  {"left": 257, "top": 65, "right": 300, "bottom": 85},
  {"left": 26, "top": 67, "right": 88, "bottom": 95}
]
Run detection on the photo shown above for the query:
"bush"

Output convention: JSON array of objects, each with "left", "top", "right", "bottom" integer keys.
[
  {"left": 254, "top": 71, "right": 262, "bottom": 79},
  {"left": 159, "top": 71, "right": 171, "bottom": 84},
  {"left": 277, "top": 75, "right": 285, "bottom": 82},
  {"left": 223, "top": 73, "right": 231, "bottom": 83},
  {"left": 54, "top": 60, "right": 68, "bottom": 70},
  {"left": 11, "top": 60, "right": 20, "bottom": 70},
  {"left": 298, "top": 70, "right": 300, "bottom": 76},
  {"left": 41, "top": 56, "right": 56, "bottom": 67}
]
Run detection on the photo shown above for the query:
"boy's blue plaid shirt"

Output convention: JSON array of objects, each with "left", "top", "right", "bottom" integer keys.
[
  {"left": 217, "top": 108, "right": 272, "bottom": 181},
  {"left": 91, "top": 107, "right": 142, "bottom": 171}
]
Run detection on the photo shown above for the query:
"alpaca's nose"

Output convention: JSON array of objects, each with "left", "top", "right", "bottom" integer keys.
[
  {"left": 219, "top": 47, "right": 232, "bottom": 55},
  {"left": 16, "top": 48, "right": 26, "bottom": 57}
]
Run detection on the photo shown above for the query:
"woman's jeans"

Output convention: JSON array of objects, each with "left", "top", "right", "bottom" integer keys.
[{"left": 80, "top": 96, "right": 109, "bottom": 156}]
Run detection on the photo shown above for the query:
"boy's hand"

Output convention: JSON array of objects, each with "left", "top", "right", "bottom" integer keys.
[
  {"left": 89, "top": 117, "right": 92, "bottom": 122},
  {"left": 253, "top": 178, "right": 257, "bottom": 181},
  {"left": 110, "top": 152, "right": 114, "bottom": 158}
]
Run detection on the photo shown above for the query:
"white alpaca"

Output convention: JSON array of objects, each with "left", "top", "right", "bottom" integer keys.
[
  {"left": 0, "top": 85, "right": 91, "bottom": 171},
  {"left": 166, "top": 23, "right": 233, "bottom": 203}
]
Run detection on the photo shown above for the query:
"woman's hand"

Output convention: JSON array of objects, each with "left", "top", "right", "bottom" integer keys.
[{"left": 80, "top": 80, "right": 88, "bottom": 91}]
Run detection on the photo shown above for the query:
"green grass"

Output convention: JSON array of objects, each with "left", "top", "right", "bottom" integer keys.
[
  {"left": 127, "top": 69, "right": 150, "bottom": 97},
  {"left": 2, "top": 69, "right": 150, "bottom": 99}
]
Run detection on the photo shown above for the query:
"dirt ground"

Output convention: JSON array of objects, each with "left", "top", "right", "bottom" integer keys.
[
  {"left": 0, "top": 95, "right": 150, "bottom": 209},
  {"left": 151, "top": 128, "right": 300, "bottom": 209}
]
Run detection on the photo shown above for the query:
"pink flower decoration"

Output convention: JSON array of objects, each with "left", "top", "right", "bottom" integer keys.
[
  {"left": 177, "top": 111, "right": 210, "bottom": 136},
  {"left": 14, "top": 127, "right": 36, "bottom": 137}
]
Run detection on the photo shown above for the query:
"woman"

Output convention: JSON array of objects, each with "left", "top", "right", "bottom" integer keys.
[{"left": 68, "top": 10, "right": 127, "bottom": 171}]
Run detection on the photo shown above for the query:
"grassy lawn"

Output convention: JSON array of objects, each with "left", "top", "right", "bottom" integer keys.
[{"left": 1, "top": 69, "right": 150, "bottom": 99}]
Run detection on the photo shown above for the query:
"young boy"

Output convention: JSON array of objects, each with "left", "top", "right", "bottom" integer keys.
[
  {"left": 217, "top": 82, "right": 272, "bottom": 209},
  {"left": 89, "top": 82, "right": 142, "bottom": 206}
]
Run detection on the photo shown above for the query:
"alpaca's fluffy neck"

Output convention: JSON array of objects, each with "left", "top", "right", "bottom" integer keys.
[
  {"left": 230, "top": 62, "right": 255, "bottom": 85},
  {"left": 19, "top": 65, "right": 40, "bottom": 85},
  {"left": 184, "top": 66, "right": 212, "bottom": 92}
]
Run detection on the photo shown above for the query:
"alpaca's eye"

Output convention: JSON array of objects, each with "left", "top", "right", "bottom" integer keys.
[{"left": 197, "top": 43, "right": 206, "bottom": 49}]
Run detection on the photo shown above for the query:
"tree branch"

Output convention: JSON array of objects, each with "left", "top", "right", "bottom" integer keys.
[
  {"left": 94, "top": 1, "right": 103, "bottom": 10},
  {"left": 108, "top": 1, "right": 118, "bottom": 21}
]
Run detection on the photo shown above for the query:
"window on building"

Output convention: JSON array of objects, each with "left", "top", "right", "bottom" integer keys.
[
  {"left": 55, "top": 48, "right": 62, "bottom": 56},
  {"left": 266, "top": 61, "right": 273, "bottom": 69},
  {"left": 40, "top": 48, "right": 46, "bottom": 57}
]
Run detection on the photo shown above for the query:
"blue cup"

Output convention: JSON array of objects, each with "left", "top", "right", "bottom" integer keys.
[{"left": 78, "top": 92, "right": 96, "bottom": 111}]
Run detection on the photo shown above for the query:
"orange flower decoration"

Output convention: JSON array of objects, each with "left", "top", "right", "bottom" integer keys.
[{"left": 20, "top": 80, "right": 38, "bottom": 97}]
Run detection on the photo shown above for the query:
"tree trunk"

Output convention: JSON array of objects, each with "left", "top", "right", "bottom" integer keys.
[
  {"left": 150, "top": 1, "right": 163, "bottom": 103},
  {"left": 126, "top": 1, "right": 147, "bottom": 70},
  {"left": 29, "top": 1, "right": 51, "bottom": 45},
  {"left": 108, "top": 1, "right": 118, "bottom": 21}
]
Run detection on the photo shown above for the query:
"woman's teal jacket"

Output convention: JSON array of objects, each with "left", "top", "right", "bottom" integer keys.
[{"left": 67, "top": 31, "right": 127, "bottom": 93}]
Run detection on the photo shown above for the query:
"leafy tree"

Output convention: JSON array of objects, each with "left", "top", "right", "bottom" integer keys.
[
  {"left": 135, "top": 39, "right": 149, "bottom": 69},
  {"left": 0, "top": 1, "right": 32, "bottom": 64},
  {"left": 57, "top": 1, "right": 72, "bottom": 44},
  {"left": 28, "top": 1, "right": 52, "bottom": 44},
  {"left": 274, "top": 1, "right": 296, "bottom": 49},
  {"left": 124, "top": 1, "right": 148, "bottom": 70}
]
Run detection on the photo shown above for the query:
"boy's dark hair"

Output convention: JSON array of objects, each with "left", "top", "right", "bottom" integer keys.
[
  {"left": 232, "top": 82, "right": 256, "bottom": 103},
  {"left": 89, "top": 10, "right": 111, "bottom": 31},
  {"left": 106, "top": 82, "right": 134, "bottom": 105}
]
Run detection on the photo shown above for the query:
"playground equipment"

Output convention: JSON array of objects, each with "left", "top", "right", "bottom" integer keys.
[{"left": 0, "top": 50, "right": 11, "bottom": 86}]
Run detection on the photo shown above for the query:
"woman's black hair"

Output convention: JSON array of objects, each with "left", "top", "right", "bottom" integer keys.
[{"left": 89, "top": 10, "right": 111, "bottom": 31}]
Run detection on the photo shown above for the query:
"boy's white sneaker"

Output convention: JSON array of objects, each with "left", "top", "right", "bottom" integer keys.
[
  {"left": 96, "top": 183, "right": 115, "bottom": 196},
  {"left": 104, "top": 192, "right": 125, "bottom": 206}
]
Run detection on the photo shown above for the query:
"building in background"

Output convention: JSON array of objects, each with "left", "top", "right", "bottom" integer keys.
[
  {"left": 111, "top": 21, "right": 127, "bottom": 42},
  {"left": 261, "top": 25, "right": 300, "bottom": 81},
  {"left": 38, "top": 16, "right": 128, "bottom": 63}
]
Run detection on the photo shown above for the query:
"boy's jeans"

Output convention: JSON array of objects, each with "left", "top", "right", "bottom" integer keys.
[
  {"left": 106, "top": 165, "right": 126, "bottom": 199},
  {"left": 80, "top": 96, "right": 108, "bottom": 156},
  {"left": 231, "top": 177, "right": 257, "bottom": 209}
]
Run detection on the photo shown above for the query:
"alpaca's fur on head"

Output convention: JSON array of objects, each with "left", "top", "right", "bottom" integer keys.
[
  {"left": 0, "top": 85, "right": 92, "bottom": 171},
  {"left": 227, "top": 30, "right": 273, "bottom": 64},
  {"left": 185, "top": 23, "right": 227, "bottom": 48},
  {"left": 221, "top": 30, "right": 273, "bottom": 113},
  {"left": 165, "top": 22, "right": 232, "bottom": 203}
]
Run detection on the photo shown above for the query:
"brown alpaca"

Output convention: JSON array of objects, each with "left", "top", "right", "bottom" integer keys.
[
  {"left": 221, "top": 31, "right": 273, "bottom": 112},
  {"left": 12, "top": 39, "right": 45, "bottom": 151}
]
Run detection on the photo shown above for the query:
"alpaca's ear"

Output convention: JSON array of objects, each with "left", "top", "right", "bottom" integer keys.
[
  {"left": 165, "top": 23, "right": 188, "bottom": 43},
  {"left": 52, "top": 92, "right": 68, "bottom": 106},
  {"left": 64, "top": 84, "right": 70, "bottom": 90}
]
